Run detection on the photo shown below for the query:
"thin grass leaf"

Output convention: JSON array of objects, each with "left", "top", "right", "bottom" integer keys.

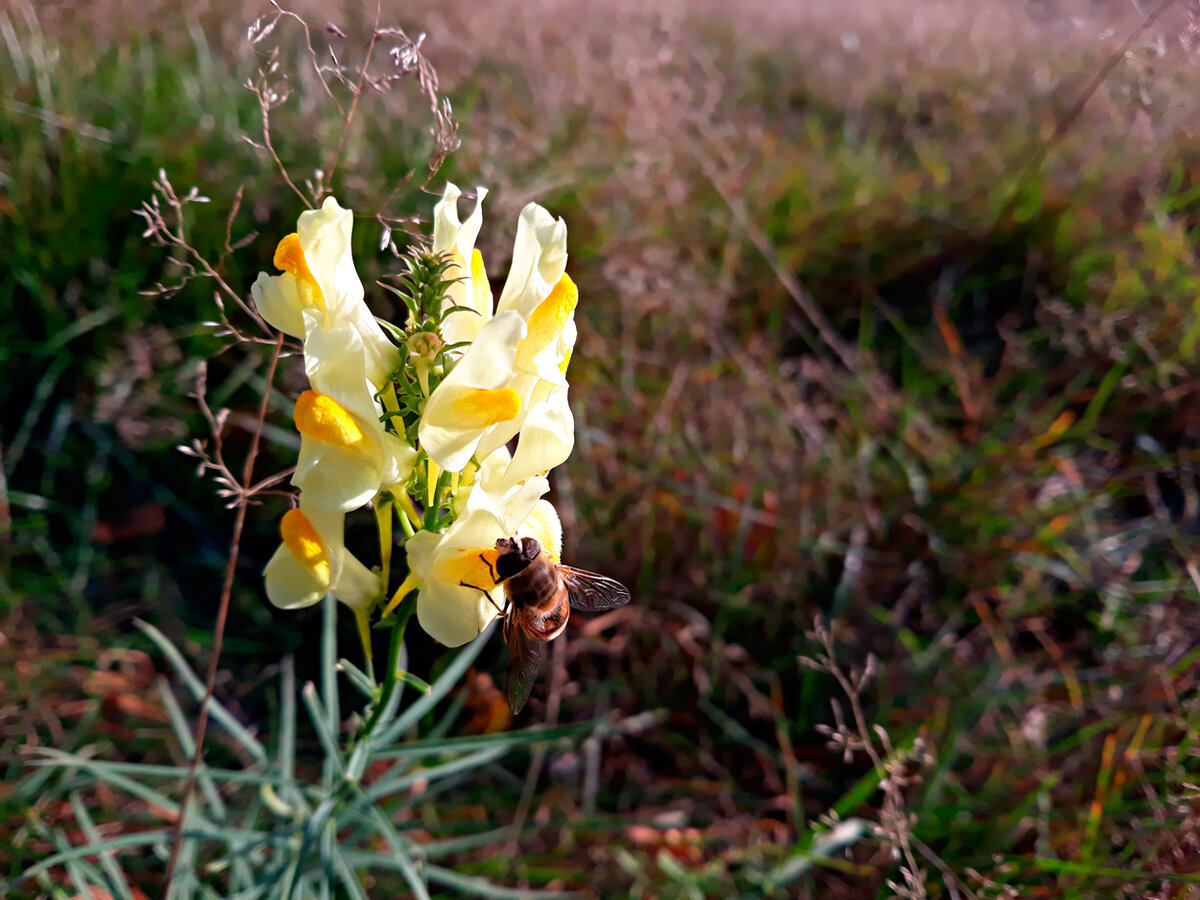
[
  {"left": 425, "top": 863, "right": 580, "bottom": 899},
  {"left": 136, "top": 619, "right": 268, "bottom": 764},
  {"left": 338, "top": 657, "right": 377, "bottom": 698},
  {"left": 29, "top": 753, "right": 303, "bottom": 790},
  {"left": 376, "top": 624, "right": 495, "bottom": 747},
  {"left": 420, "top": 827, "right": 512, "bottom": 858},
  {"left": 321, "top": 593, "right": 339, "bottom": 744},
  {"left": 344, "top": 741, "right": 371, "bottom": 783},
  {"left": 371, "top": 721, "right": 600, "bottom": 760},
  {"left": 222, "top": 880, "right": 272, "bottom": 900},
  {"left": 301, "top": 682, "right": 344, "bottom": 777},
  {"left": 365, "top": 637, "right": 410, "bottom": 740},
  {"left": 1022, "top": 857, "right": 1200, "bottom": 884},
  {"left": 363, "top": 745, "right": 509, "bottom": 803},
  {"left": 273, "top": 848, "right": 306, "bottom": 900},
  {"left": 69, "top": 792, "right": 135, "bottom": 900},
  {"left": 335, "top": 847, "right": 432, "bottom": 899},
  {"left": 762, "top": 818, "right": 869, "bottom": 886},
  {"left": 171, "top": 823, "right": 199, "bottom": 900},
  {"left": 420, "top": 687, "right": 469, "bottom": 741},
  {"left": 350, "top": 790, "right": 429, "bottom": 900},
  {"left": 42, "top": 822, "right": 108, "bottom": 900},
  {"left": 19, "top": 829, "right": 174, "bottom": 883},
  {"left": 276, "top": 655, "right": 308, "bottom": 817},
  {"left": 330, "top": 843, "right": 370, "bottom": 900},
  {"left": 64, "top": 856, "right": 101, "bottom": 900},
  {"left": 158, "top": 678, "right": 228, "bottom": 820},
  {"left": 396, "top": 670, "right": 432, "bottom": 693},
  {"left": 33, "top": 748, "right": 185, "bottom": 818}
]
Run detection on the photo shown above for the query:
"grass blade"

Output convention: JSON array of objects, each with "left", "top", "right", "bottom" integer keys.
[
  {"left": 69, "top": 792, "right": 134, "bottom": 900},
  {"left": 301, "top": 682, "right": 344, "bottom": 777},
  {"left": 376, "top": 624, "right": 495, "bottom": 747},
  {"left": 136, "top": 619, "right": 268, "bottom": 764},
  {"left": 425, "top": 863, "right": 579, "bottom": 899}
]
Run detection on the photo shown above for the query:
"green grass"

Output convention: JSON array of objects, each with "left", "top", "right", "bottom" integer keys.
[{"left": 6, "top": 2, "right": 1200, "bottom": 897}]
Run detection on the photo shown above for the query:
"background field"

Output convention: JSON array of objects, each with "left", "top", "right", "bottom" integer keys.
[{"left": 6, "top": 0, "right": 1200, "bottom": 896}]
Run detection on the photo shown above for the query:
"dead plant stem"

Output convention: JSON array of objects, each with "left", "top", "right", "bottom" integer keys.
[{"left": 162, "top": 331, "right": 285, "bottom": 897}]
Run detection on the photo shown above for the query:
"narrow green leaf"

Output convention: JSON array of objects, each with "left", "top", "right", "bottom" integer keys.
[
  {"left": 135, "top": 619, "right": 268, "bottom": 764},
  {"left": 158, "top": 679, "right": 227, "bottom": 820},
  {"left": 371, "top": 721, "right": 601, "bottom": 760},
  {"left": 421, "top": 827, "right": 512, "bottom": 858},
  {"left": 376, "top": 624, "right": 495, "bottom": 747},
  {"left": 330, "top": 844, "right": 370, "bottom": 900},
  {"left": 363, "top": 745, "right": 509, "bottom": 802},
  {"left": 29, "top": 752, "right": 302, "bottom": 790},
  {"left": 763, "top": 818, "right": 869, "bottom": 886},
  {"left": 278, "top": 655, "right": 303, "bottom": 813},
  {"left": 18, "top": 830, "right": 174, "bottom": 883},
  {"left": 69, "top": 792, "right": 135, "bottom": 900},
  {"left": 322, "top": 594, "right": 339, "bottom": 741},
  {"left": 301, "top": 682, "right": 344, "bottom": 777},
  {"left": 32, "top": 748, "right": 185, "bottom": 819},
  {"left": 425, "top": 863, "right": 579, "bottom": 898},
  {"left": 338, "top": 658, "right": 377, "bottom": 698}
]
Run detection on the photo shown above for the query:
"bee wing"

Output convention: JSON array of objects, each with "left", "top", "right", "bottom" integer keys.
[
  {"left": 504, "top": 625, "right": 545, "bottom": 715},
  {"left": 559, "top": 566, "right": 632, "bottom": 612}
]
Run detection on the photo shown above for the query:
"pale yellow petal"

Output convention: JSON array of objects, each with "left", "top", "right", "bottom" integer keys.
[{"left": 265, "top": 544, "right": 328, "bottom": 609}]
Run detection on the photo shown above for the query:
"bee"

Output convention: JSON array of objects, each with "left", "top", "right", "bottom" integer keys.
[{"left": 464, "top": 537, "right": 631, "bottom": 714}]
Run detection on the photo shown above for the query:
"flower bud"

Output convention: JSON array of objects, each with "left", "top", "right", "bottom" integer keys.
[{"left": 407, "top": 330, "right": 443, "bottom": 365}]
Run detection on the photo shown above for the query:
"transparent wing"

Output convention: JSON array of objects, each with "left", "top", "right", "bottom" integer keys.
[
  {"left": 559, "top": 566, "right": 632, "bottom": 612},
  {"left": 504, "top": 624, "right": 545, "bottom": 715}
]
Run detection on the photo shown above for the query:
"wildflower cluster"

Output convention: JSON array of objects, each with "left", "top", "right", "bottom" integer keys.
[{"left": 254, "top": 184, "right": 578, "bottom": 657}]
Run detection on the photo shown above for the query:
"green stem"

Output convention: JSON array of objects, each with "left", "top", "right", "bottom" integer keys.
[
  {"left": 363, "top": 593, "right": 418, "bottom": 738},
  {"left": 422, "top": 470, "right": 451, "bottom": 531}
]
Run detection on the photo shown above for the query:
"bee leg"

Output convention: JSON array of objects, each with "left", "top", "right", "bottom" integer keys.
[
  {"left": 459, "top": 581, "right": 504, "bottom": 616},
  {"left": 478, "top": 552, "right": 499, "bottom": 585}
]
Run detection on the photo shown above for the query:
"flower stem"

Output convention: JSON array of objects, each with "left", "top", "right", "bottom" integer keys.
[
  {"left": 423, "top": 469, "right": 450, "bottom": 531},
  {"left": 364, "top": 592, "right": 417, "bottom": 737}
]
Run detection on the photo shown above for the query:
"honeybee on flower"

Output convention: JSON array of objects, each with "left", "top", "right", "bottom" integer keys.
[{"left": 253, "top": 182, "right": 628, "bottom": 707}]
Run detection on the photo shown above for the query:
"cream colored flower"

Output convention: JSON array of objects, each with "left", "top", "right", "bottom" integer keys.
[
  {"left": 417, "top": 310, "right": 527, "bottom": 472},
  {"left": 402, "top": 480, "right": 554, "bottom": 647},
  {"left": 252, "top": 197, "right": 399, "bottom": 386},
  {"left": 433, "top": 183, "right": 493, "bottom": 347},
  {"left": 421, "top": 200, "right": 579, "bottom": 480},
  {"left": 293, "top": 311, "right": 416, "bottom": 512},
  {"left": 476, "top": 380, "right": 574, "bottom": 492},
  {"left": 264, "top": 504, "right": 379, "bottom": 613},
  {"left": 495, "top": 202, "right": 568, "bottom": 322}
]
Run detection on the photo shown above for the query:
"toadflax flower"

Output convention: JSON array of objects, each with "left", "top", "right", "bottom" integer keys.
[
  {"left": 293, "top": 311, "right": 416, "bottom": 512},
  {"left": 473, "top": 203, "right": 579, "bottom": 486},
  {"left": 264, "top": 501, "right": 381, "bottom": 654},
  {"left": 252, "top": 197, "right": 399, "bottom": 387},
  {"left": 432, "top": 183, "right": 493, "bottom": 348},
  {"left": 395, "top": 484, "right": 561, "bottom": 647},
  {"left": 419, "top": 199, "right": 578, "bottom": 485},
  {"left": 265, "top": 503, "right": 379, "bottom": 611},
  {"left": 417, "top": 310, "right": 527, "bottom": 473}
]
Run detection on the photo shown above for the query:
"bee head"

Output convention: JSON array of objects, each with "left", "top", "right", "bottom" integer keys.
[{"left": 494, "top": 536, "right": 542, "bottom": 580}]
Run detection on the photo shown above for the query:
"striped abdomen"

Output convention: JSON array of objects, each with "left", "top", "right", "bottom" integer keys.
[{"left": 506, "top": 551, "right": 570, "bottom": 642}]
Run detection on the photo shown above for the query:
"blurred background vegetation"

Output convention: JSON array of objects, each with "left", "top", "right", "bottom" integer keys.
[{"left": 6, "top": 0, "right": 1200, "bottom": 896}]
